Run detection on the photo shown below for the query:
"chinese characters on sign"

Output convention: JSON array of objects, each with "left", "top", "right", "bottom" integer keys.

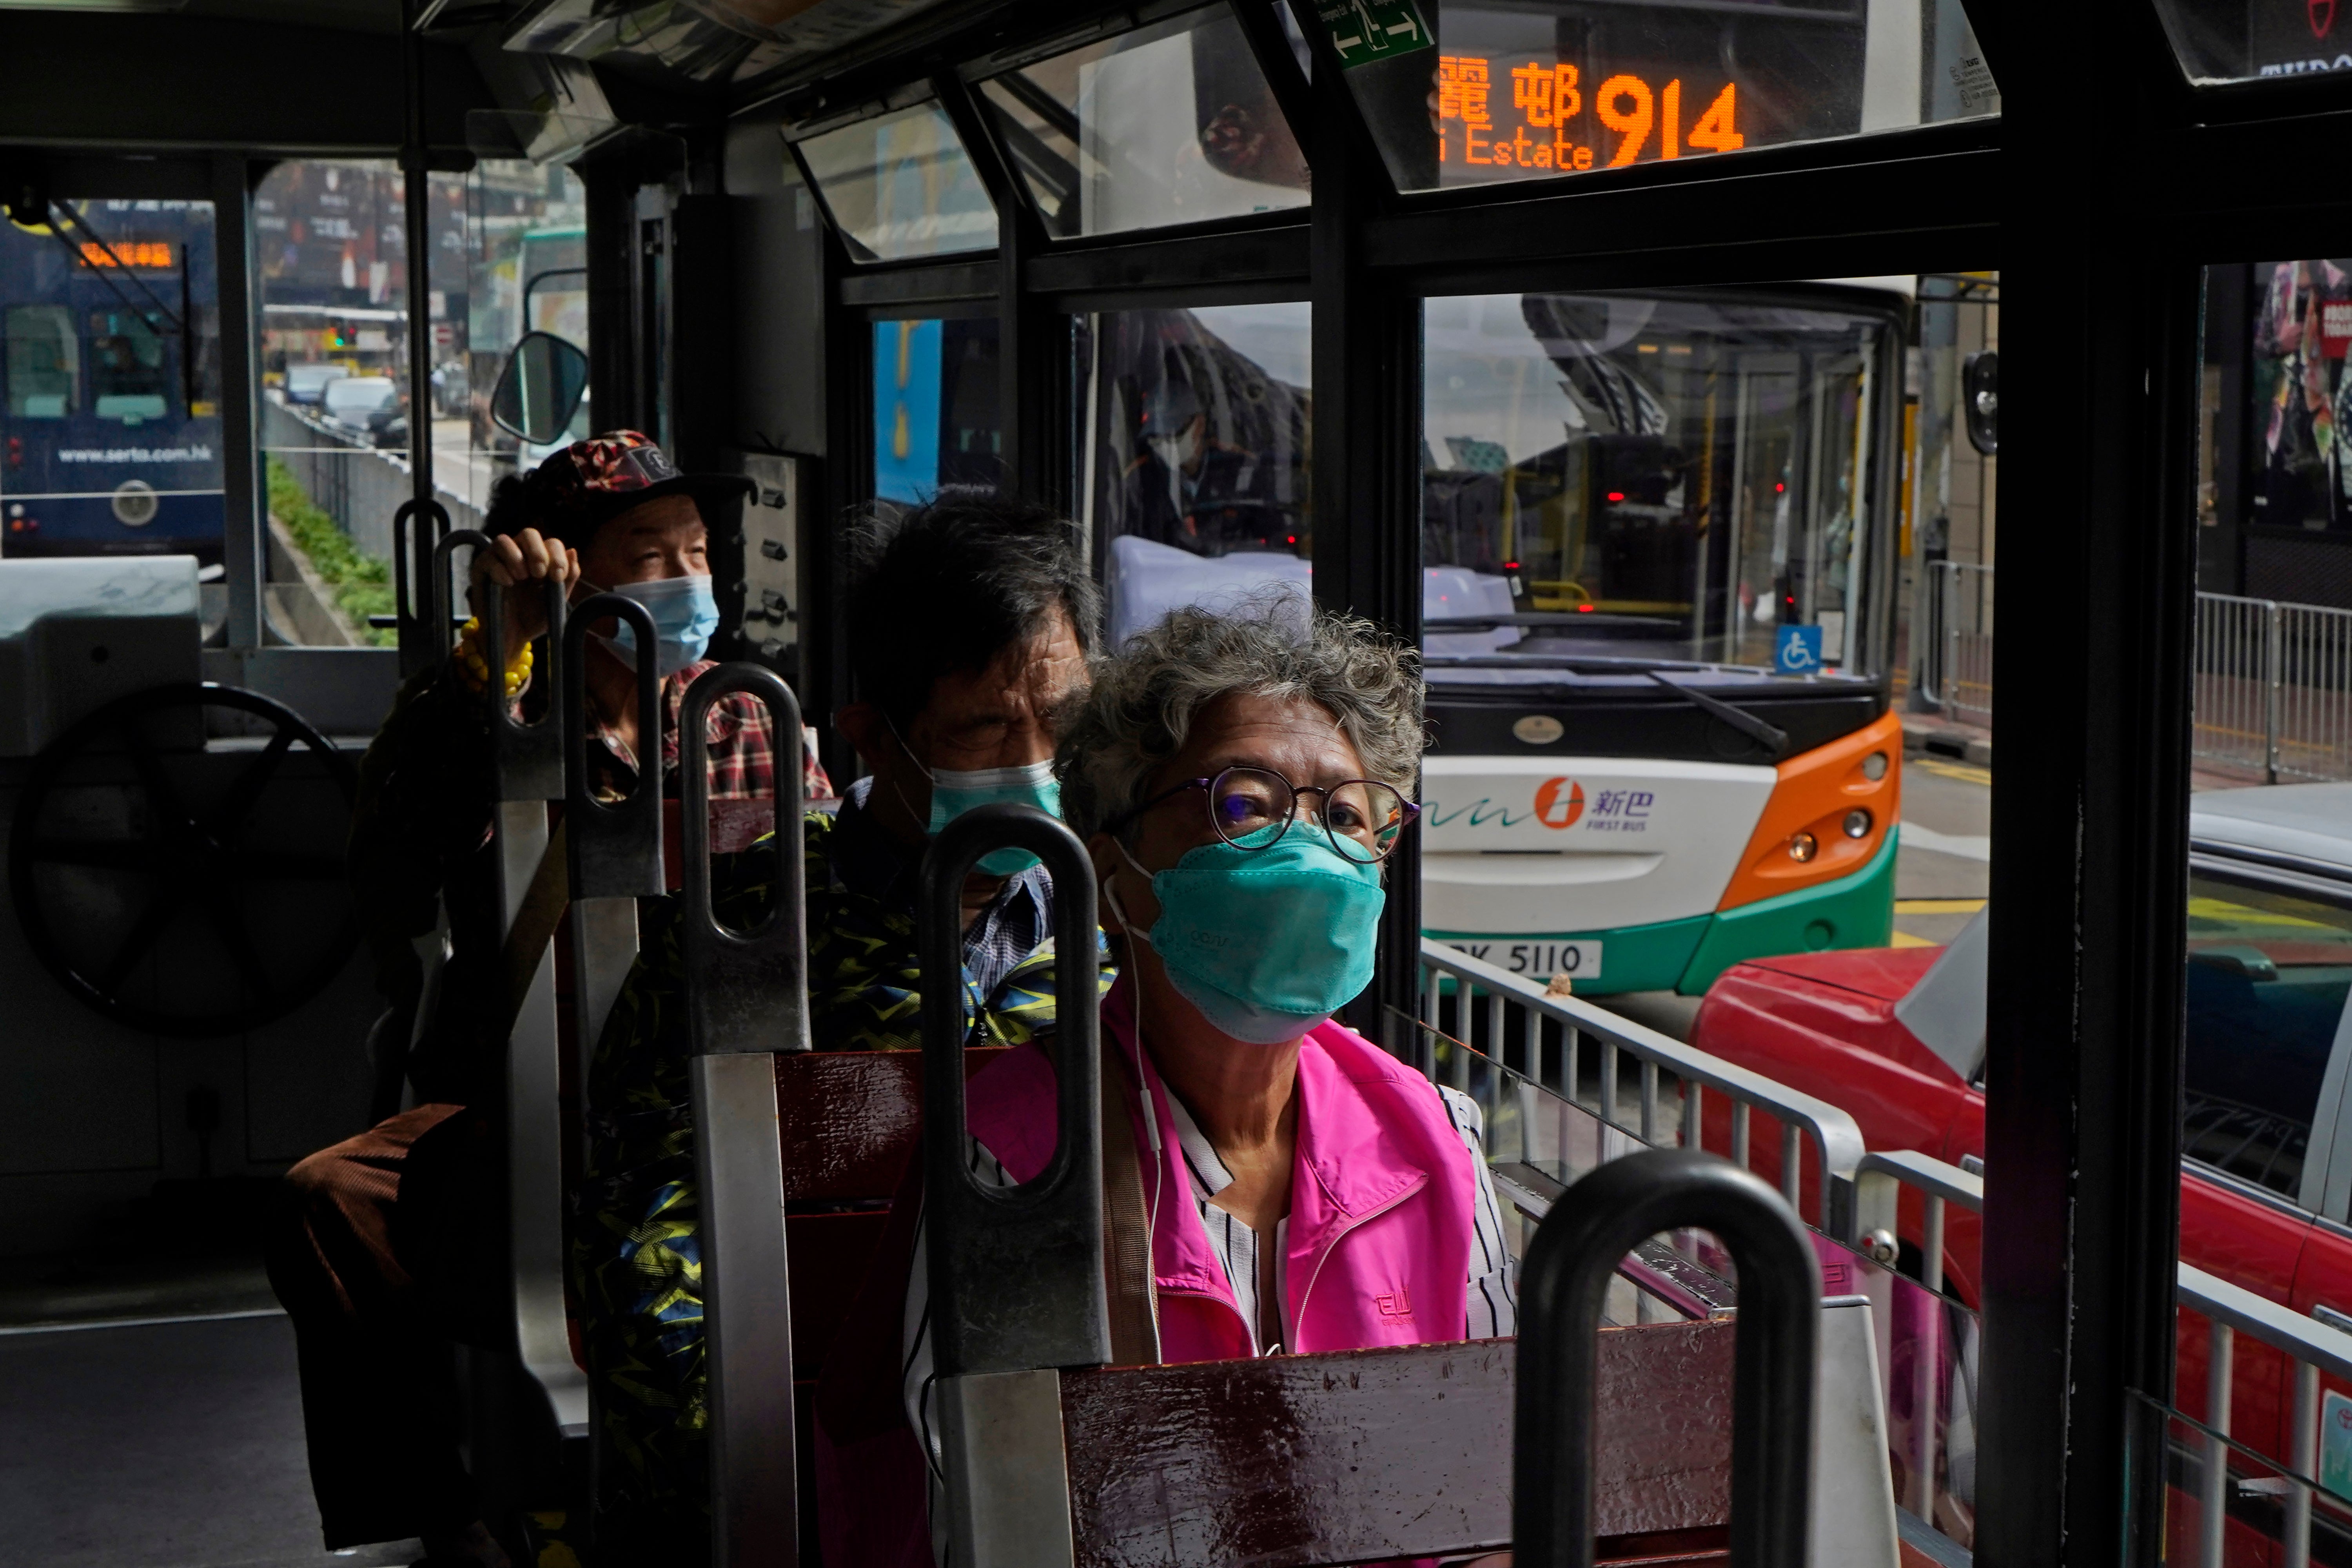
[
  {"left": 1587, "top": 788, "right": 1654, "bottom": 833},
  {"left": 1436, "top": 53, "right": 1742, "bottom": 174},
  {"left": 77, "top": 241, "right": 175, "bottom": 269}
]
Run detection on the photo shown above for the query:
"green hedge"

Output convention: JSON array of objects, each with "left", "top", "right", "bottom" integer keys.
[{"left": 265, "top": 457, "right": 396, "bottom": 648}]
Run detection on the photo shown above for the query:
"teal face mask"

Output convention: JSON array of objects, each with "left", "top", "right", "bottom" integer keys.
[
  {"left": 1113, "top": 824, "right": 1386, "bottom": 1045},
  {"left": 925, "top": 759, "right": 1063, "bottom": 877}
]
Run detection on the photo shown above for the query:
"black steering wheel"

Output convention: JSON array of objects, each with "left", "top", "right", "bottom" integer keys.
[{"left": 9, "top": 682, "right": 361, "bottom": 1038}]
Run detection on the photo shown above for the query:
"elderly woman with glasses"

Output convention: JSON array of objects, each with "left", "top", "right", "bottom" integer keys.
[{"left": 828, "top": 604, "right": 1518, "bottom": 1568}]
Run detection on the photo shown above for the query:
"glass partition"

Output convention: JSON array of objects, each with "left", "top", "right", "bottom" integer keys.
[
  {"left": 0, "top": 199, "right": 222, "bottom": 564},
  {"left": 1319, "top": 0, "right": 1998, "bottom": 192},
  {"left": 1073, "top": 301, "right": 1312, "bottom": 645},
  {"left": 976, "top": 4, "right": 1310, "bottom": 239},
  {"left": 873, "top": 316, "right": 1003, "bottom": 503},
  {"left": 795, "top": 103, "right": 998, "bottom": 263}
]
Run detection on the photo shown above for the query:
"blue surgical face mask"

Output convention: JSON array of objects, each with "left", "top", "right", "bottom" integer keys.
[
  {"left": 1109, "top": 824, "right": 1386, "bottom": 1045},
  {"left": 887, "top": 717, "right": 1062, "bottom": 876},
  {"left": 594, "top": 573, "right": 719, "bottom": 677}
]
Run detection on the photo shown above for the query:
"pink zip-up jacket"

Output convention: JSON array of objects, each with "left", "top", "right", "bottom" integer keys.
[{"left": 966, "top": 974, "right": 1481, "bottom": 1359}]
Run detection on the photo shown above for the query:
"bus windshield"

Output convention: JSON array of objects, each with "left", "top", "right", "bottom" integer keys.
[
  {"left": 88, "top": 307, "right": 169, "bottom": 421},
  {"left": 1422, "top": 289, "right": 1894, "bottom": 677},
  {"left": 5, "top": 305, "right": 79, "bottom": 418}
]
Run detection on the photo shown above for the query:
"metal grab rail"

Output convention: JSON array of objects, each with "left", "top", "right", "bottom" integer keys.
[
  {"left": 1419, "top": 940, "right": 1869, "bottom": 1243},
  {"left": 1859, "top": 1146, "right": 2352, "bottom": 1568},
  {"left": 561, "top": 593, "right": 665, "bottom": 899},
  {"left": 681, "top": 663, "right": 810, "bottom": 1568},
  {"left": 917, "top": 803, "right": 1109, "bottom": 1380},
  {"left": 1515, "top": 1147, "right": 1820, "bottom": 1568},
  {"left": 429, "top": 527, "right": 569, "bottom": 801},
  {"left": 394, "top": 494, "right": 452, "bottom": 677}
]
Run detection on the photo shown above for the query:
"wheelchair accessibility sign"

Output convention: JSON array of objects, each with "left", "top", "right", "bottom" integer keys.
[{"left": 1775, "top": 624, "right": 1824, "bottom": 674}]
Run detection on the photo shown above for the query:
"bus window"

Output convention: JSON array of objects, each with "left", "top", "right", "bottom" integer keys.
[
  {"left": 975, "top": 3, "right": 1309, "bottom": 240},
  {"left": 872, "top": 316, "right": 1001, "bottom": 503},
  {"left": 1075, "top": 301, "right": 1310, "bottom": 646},
  {"left": 4, "top": 304, "right": 79, "bottom": 418},
  {"left": 795, "top": 102, "right": 997, "bottom": 263},
  {"left": 89, "top": 308, "right": 169, "bottom": 423},
  {"left": 1421, "top": 290, "right": 1889, "bottom": 674}
]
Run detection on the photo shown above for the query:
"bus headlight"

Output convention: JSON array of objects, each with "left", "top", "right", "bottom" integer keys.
[
  {"left": 1843, "top": 809, "right": 1873, "bottom": 839},
  {"left": 1788, "top": 832, "right": 1818, "bottom": 863},
  {"left": 112, "top": 481, "right": 158, "bottom": 527},
  {"left": 1861, "top": 750, "right": 1889, "bottom": 780}
]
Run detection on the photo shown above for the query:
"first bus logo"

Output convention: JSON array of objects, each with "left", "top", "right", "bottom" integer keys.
[{"left": 1534, "top": 777, "right": 1585, "bottom": 829}]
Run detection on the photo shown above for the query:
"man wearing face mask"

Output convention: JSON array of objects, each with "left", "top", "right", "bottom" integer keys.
[
  {"left": 573, "top": 494, "right": 1106, "bottom": 1559},
  {"left": 265, "top": 432, "right": 815, "bottom": 1568}
]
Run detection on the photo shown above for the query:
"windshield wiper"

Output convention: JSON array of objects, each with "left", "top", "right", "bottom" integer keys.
[{"left": 1645, "top": 670, "right": 1790, "bottom": 758}]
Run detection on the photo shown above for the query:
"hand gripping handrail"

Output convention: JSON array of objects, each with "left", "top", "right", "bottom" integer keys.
[
  {"left": 682, "top": 663, "right": 809, "bottom": 1568},
  {"left": 918, "top": 804, "right": 1109, "bottom": 1378},
  {"left": 1515, "top": 1147, "right": 1819, "bottom": 1568},
  {"left": 429, "top": 527, "right": 568, "bottom": 803},
  {"left": 561, "top": 593, "right": 665, "bottom": 898}
]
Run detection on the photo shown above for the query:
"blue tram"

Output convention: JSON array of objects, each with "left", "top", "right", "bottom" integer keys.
[{"left": 0, "top": 200, "right": 224, "bottom": 564}]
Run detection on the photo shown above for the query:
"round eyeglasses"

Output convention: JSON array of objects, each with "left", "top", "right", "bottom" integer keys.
[{"left": 1109, "top": 766, "right": 1420, "bottom": 864}]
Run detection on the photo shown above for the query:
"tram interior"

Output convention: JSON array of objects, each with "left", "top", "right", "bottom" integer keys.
[{"left": 2, "top": 2, "right": 2346, "bottom": 1567}]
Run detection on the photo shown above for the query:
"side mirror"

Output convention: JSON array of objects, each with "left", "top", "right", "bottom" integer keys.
[{"left": 490, "top": 330, "right": 590, "bottom": 445}]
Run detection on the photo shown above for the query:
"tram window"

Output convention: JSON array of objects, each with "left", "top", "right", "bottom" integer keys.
[
  {"left": 1320, "top": 0, "right": 1997, "bottom": 193},
  {"left": 89, "top": 308, "right": 169, "bottom": 422},
  {"left": 794, "top": 102, "right": 997, "bottom": 263},
  {"left": 1421, "top": 289, "right": 1891, "bottom": 673},
  {"left": 1074, "top": 301, "right": 1311, "bottom": 645},
  {"left": 975, "top": 4, "right": 1310, "bottom": 240},
  {"left": 873, "top": 316, "right": 1002, "bottom": 502},
  {"left": 4, "top": 304, "right": 78, "bottom": 418}
]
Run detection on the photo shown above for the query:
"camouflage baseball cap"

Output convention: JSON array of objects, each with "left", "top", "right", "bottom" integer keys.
[{"left": 512, "top": 430, "right": 753, "bottom": 543}]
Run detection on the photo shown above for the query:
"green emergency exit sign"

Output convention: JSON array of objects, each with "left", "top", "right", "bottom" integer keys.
[{"left": 1315, "top": 0, "right": 1433, "bottom": 67}]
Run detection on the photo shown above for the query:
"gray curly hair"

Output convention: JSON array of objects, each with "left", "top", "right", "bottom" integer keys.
[{"left": 1056, "top": 598, "right": 1425, "bottom": 840}]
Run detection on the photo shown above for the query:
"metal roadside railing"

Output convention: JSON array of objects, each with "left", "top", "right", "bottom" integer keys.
[
  {"left": 1921, "top": 561, "right": 2352, "bottom": 783},
  {"left": 1416, "top": 940, "right": 1870, "bottom": 1248},
  {"left": 1853, "top": 1144, "right": 2352, "bottom": 1568},
  {"left": 1923, "top": 561, "right": 1996, "bottom": 727}
]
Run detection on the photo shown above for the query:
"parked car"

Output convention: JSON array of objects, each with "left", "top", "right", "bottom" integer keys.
[
  {"left": 1689, "top": 783, "right": 2352, "bottom": 1466},
  {"left": 283, "top": 363, "right": 348, "bottom": 407},
  {"left": 320, "top": 376, "right": 408, "bottom": 450}
]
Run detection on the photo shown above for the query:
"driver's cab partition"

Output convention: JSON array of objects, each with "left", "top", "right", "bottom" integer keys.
[
  {"left": 426, "top": 527, "right": 589, "bottom": 1513},
  {"left": 902, "top": 814, "right": 1825, "bottom": 1568}
]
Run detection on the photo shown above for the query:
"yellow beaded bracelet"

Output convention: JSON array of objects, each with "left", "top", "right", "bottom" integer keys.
[{"left": 453, "top": 617, "right": 534, "bottom": 699}]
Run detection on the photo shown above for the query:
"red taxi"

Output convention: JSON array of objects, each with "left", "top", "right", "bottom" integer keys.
[{"left": 1689, "top": 783, "right": 2352, "bottom": 1465}]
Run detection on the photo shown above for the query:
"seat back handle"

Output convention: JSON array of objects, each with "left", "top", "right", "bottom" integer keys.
[
  {"left": 561, "top": 593, "right": 664, "bottom": 898},
  {"left": 394, "top": 496, "right": 451, "bottom": 677},
  {"left": 681, "top": 662, "right": 810, "bottom": 1056},
  {"left": 1514, "top": 1147, "right": 1818, "bottom": 1568},
  {"left": 429, "top": 526, "right": 567, "bottom": 803},
  {"left": 918, "top": 804, "right": 1109, "bottom": 1378}
]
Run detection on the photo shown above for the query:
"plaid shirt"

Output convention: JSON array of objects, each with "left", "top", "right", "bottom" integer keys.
[{"left": 579, "top": 658, "right": 834, "bottom": 820}]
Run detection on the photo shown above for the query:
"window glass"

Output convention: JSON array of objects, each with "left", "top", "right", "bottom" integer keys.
[
  {"left": 795, "top": 103, "right": 998, "bottom": 263},
  {"left": 1317, "top": 0, "right": 1998, "bottom": 193},
  {"left": 0, "top": 200, "right": 221, "bottom": 561},
  {"left": 1074, "top": 302, "right": 1312, "bottom": 645},
  {"left": 5, "top": 305, "right": 79, "bottom": 417},
  {"left": 977, "top": 4, "right": 1310, "bottom": 239},
  {"left": 254, "top": 159, "right": 416, "bottom": 647},
  {"left": 2182, "top": 873, "right": 2352, "bottom": 1200},
  {"left": 1421, "top": 287, "right": 1895, "bottom": 673},
  {"left": 2151, "top": 0, "right": 2352, "bottom": 84},
  {"left": 450, "top": 163, "right": 592, "bottom": 509},
  {"left": 873, "top": 317, "right": 1003, "bottom": 503}
]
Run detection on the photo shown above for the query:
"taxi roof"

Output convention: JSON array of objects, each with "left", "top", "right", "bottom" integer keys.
[{"left": 2190, "top": 783, "right": 2352, "bottom": 875}]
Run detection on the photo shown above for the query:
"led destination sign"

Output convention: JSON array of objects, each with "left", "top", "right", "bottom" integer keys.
[{"left": 1436, "top": 54, "right": 1741, "bottom": 172}]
